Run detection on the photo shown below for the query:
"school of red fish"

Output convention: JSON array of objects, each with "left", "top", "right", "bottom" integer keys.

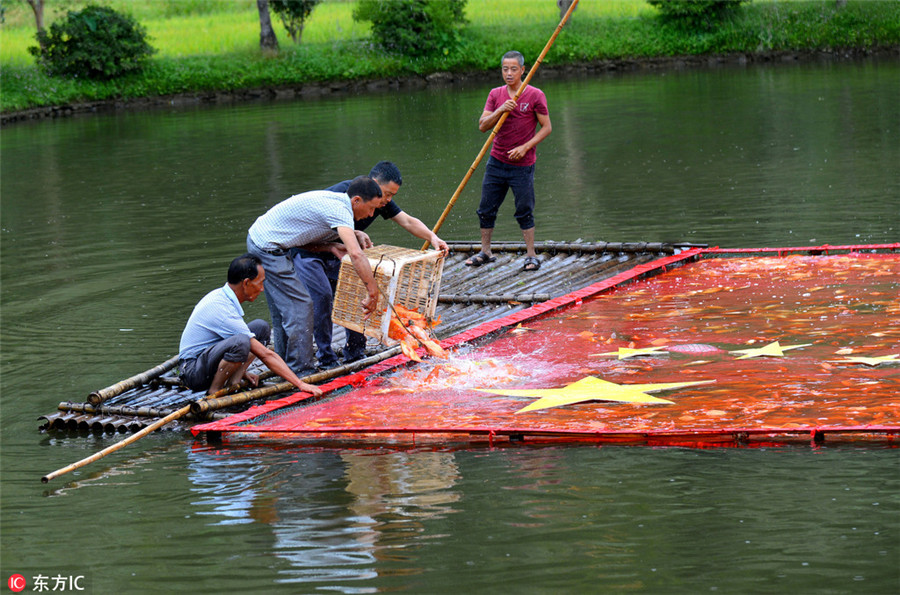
[{"left": 387, "top": 304, "right": 448, "bottom": 362}]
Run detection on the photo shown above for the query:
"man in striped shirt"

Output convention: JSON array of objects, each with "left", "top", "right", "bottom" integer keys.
[
  {"left": 293, "top": 161, "right": 449, "bottom": 367},
  {"left": 246, "top": 176, "right": 382, "bottom": 374},
  {"left": 178, "top": 254, "right": 322, "bottom": 396}
]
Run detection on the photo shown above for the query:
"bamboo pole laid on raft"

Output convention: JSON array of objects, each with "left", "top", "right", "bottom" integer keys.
[
  {"left": 88, "top": 355, "right": 180, "bottom": 405},
  {"left": 190, "top": 382, "right": 295, "bottom": 415},
  {"left": 438, "top": 293, "right": 552, "bottom": 304},
  {"left": 55, "top": 401, "right": 177, "bottom": 419},
  {"left": 422, "top": 0, "right": 580, "bottom": 249},
  {"left": 191, "top": 346, "right": 402, "bottom": 415},
  {"left": 445, "top": 241, "right": 675, "bottom": 255}
]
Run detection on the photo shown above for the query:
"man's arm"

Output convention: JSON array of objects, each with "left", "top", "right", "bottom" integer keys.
[
  {"left": 390, "top": 211, "right": 449, "bottom": 255},
  {"left": 354, "top": 229, "right": 373, "bottom": 250},
  {"left": 479, "top": 101, "right": 517, "bottom": 133},
  {"left": 249, "top": 338, "right": 323, "bottom": 395},
  {"left": 336, "top": 225, "right": 379, "bottom": 316},
  {"left": 506, "top": 112, "right": 552, "bottom": 162}
]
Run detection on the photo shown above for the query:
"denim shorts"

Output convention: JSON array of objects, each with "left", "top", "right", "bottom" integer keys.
[{"left": 477, "top": 156, "right": 536, "bottom": 230}]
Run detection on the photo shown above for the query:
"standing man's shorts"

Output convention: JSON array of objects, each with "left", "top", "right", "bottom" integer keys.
[{"left": 477, "top": 156, "right": 536, "bottom": 230}]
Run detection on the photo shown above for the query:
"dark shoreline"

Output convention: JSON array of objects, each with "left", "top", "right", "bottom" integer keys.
[{"left": 3, "top": 47, "right": 897, "bottom": 126}]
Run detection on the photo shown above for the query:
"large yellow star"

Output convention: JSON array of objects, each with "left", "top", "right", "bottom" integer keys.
[
  {"left": 591, "top": 347, "right": 669, "bottom": 360},
  {"left": 831, "top": 354, "right": 899, "bottom": 367},
  {"left": 730, "top": 341, "right": 812, "bottom": 360},
  {"left": 475, "top": 376, "right": 714, "bottom": 413}
]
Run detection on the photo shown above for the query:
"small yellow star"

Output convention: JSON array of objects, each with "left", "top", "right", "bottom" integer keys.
[
  {"left": 475, "top": 376, "right": 714, "bottom": 413},
  {"left": 730, "top": 341, "right": 812, "bottom": 360},
  {"left": 831, "top": 354, "right": 899, "bottom": 367},
  {"left": 591, "top": 347, "right": 670, "bottom": 360}
]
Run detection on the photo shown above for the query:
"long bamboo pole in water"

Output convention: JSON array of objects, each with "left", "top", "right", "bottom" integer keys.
[
  {"left": 41, "top": 346, "right": 404, "bottom": 482},
  {"left": 41, "top": 405, "right": 191, "bottom": 483},
  {"left": 422, "top": 0, "right": 580, "bottom": 249},
  {"left": 42, "top": 371, "right": 280, "bottom": 483}
]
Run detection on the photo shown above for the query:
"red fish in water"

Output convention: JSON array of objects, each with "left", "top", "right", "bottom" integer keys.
[{"left": 387, "top": 304, "right": 447, "bottom": 360}]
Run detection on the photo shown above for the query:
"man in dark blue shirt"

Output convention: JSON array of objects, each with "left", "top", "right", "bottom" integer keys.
[{"left": 294, "top": 161, "right": 449, "bottom": 367}]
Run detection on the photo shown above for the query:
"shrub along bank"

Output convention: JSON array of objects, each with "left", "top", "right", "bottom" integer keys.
[{"left": 1, "top": 0, "right": 898, "bottom": 117}]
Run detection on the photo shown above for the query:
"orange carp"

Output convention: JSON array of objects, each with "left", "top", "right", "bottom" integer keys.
[{"left": 387, "top": 304, "right": 447, "bottom": 360}]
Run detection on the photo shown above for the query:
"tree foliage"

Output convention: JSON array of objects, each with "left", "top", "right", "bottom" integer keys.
[
  {"left": 270, "top": 0, "right": 320, "bottom": 44},
  {"left": 647, "top": 0, "right": 750, "bottom": 31},
  {"left": 353, "top": 0, "right": 467, "bottom": 58},
  {"left": 28, "top": 4, "right": 155, "bottom": 79}
]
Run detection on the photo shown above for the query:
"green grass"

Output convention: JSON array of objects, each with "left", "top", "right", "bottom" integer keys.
[
  {"left": 0, "top": 0, "right": 649, "bottom": 64},
  {"left": 2, "top": 0, "right": 898, "bottom": 113}
]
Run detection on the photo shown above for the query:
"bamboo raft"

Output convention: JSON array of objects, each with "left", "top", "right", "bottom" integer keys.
[{"left": 39, "top": 241, "right": 686, "bottom": 434}]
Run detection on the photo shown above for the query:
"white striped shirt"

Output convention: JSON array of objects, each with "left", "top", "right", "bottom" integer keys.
[{"left": 248, "top": 190, "right": 354, "bottom": 251}]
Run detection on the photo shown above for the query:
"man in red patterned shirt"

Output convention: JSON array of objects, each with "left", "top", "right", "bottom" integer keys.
[{"left": 465, "top": 50, "right": 553, "bottom": 272}]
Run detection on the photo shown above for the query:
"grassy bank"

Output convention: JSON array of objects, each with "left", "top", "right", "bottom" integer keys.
[{"left": 1, "top": 0, "right": 898, "bottom": 113}]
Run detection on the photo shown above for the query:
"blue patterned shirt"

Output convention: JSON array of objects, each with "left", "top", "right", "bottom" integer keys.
[
  {"left": 247, "top": 190, "right": 355, "bottom": 251},
  {"left": 178, "top": 284, "right": 251, "bottom": 360}
]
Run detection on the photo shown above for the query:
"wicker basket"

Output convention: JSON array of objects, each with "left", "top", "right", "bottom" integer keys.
[{"left": 332, "top": 245, "right": 445, "bottom": 345}]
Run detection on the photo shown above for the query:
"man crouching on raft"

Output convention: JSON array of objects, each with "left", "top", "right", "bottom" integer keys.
[{"left": 177, "top": 254, "right": 323, "bottom": 396}]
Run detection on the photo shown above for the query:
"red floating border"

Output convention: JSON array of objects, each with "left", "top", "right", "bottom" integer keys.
[{"left": 192, "top": 244, "right": 900, "bottom": 446}]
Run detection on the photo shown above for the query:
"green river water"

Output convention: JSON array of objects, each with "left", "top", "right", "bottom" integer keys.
[{"left": 1, "top": 57, "right": 898, "bottom": 593}]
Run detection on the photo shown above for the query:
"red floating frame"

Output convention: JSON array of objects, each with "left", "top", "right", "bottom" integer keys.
[{"left": 192, "top": 243, "right": 900, "bottom": 447}]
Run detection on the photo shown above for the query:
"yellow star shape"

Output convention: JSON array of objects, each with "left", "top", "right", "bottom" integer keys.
[
  {"left": 831, "top": 354, "right": 899, "bottom": 367},
  {"left": 591, "top": 347, "right": 669, "bottom": 360},
  {"left": 730, "top": 341, "right": 812, "bottom": 360},
  {"left": 475, "top": 376, "right": 714, "bottom": 413}
]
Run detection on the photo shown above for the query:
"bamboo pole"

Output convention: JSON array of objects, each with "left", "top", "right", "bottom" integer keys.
[
  {"left": 88, "top": 355, "right": 180, "bottom": 405},
  {"left": 41, "top": 346, "right": 404, "bottom": 482},
  {"left": 444, "top": 241, "right": 674, "bottom": 254},
  {"left": 43, "top": 374, "right": 282, "bottom": 483},
  {"left": 192, "top": 346, "right": 402, "bottom": 415},
  {"left": 41, "top": 405, "right": 191, "bottom": 483},
  {"left": 438, "top": 293, "right": 551, "bottom": 304},
  {"left": 43, "top": 371, "right": 290, "bottom": 483},
  {"left": 190, "top": 382, "right": 295, "bottom": 415},
  {"left": 422, "top": 0, "right": 580, "bottom": 249}
]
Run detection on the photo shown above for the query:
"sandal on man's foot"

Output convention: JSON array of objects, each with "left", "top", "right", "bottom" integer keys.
[
  {"left": 465, "top": 252, "right": 496, "bottom": 267},
  {"left": 522, "top": 256, "right": 541, "bottom": 272}
]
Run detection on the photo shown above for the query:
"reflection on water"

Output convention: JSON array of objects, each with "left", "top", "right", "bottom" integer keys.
[
  {"left": 187, "top": 446, "right": 460, "bottom": 587},
  {"left": 179, "top": 444, "right": 898, "bottom": 593}
]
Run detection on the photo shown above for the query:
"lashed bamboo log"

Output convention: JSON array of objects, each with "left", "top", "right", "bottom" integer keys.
[
  {"left": 88, "top": 355, "right": 179, "bottom": 405},
  {"left": 191, "top": 346, "right": 402, "bottom": 415},
  {"left": 446, "top": 241, "right": 674, "bottom": 254},
  {"left": 438, "top": 293, "right": 551, "bottom": 304},
  {"left": 55, "top": 401, "right": 178, "bottom": 419},
  {"left": 423, "top": 0, "right": 580, "bottom": 248},
  {"left": 190, "top": 382, "right": 294, "bottom": 415}
]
